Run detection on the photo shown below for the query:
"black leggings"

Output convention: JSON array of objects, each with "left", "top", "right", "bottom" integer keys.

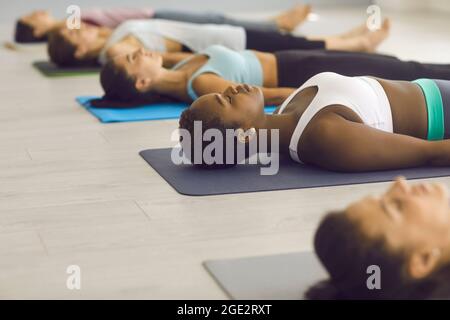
[
  {"left": 433, "top": 80, "right": 450, "bottom": 138},
  {"left": 275, "top": 50, "right": 450, "bottom": 87},
  {"left": 245, "top": 29, "right": 325, "bottom": 52}
]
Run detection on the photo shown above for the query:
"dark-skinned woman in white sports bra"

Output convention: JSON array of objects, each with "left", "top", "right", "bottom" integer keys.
[{"left": 180, "top": 72, "right": 450, "bottom": 172}]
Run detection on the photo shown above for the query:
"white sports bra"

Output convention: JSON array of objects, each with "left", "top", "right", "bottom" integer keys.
[{"left": 277, "top": 72, "right": 393, "bottom": 163}]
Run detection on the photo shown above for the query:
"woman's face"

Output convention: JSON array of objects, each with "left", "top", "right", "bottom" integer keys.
[
  {"left": 60, "top": 23, "right": 100, "bottom": 51},
  {"left": 21, "top": 10, "right": 55, "bottom": 37},
  {"left": 112, "top": 48, "right": 163, "bottom": 88},
  {"left": 190, "top": 84, "right": 265, "bottom": 129},
  {"left": 346, "top": 178, "right": 450, "bottom": 254}
]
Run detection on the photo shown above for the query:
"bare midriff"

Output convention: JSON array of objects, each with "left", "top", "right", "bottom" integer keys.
[
  {"left": 375, "top": 78, "right": 428, "bottom": 139},
  {"left": 252, "top": 51, "right": 278, "bottom": 88}
]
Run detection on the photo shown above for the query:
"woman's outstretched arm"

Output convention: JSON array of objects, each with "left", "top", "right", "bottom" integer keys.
[
  {"left": 192, "top": 74, "right": 294, "bottom": 104},
  {"left": 299, "top": 112, "right": 447, "bottom": 172}
]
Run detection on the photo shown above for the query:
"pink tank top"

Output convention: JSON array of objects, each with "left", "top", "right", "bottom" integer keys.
[{"left": 82, "top": 8, "right": 155, "bottom": 28}]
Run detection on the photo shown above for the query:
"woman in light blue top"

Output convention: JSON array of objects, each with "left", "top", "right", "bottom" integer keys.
[
  {"left": 100, "top": 41, "right": 450, "bottom": 108},
  {"left": 172, "top": 45, "right": 264, "bottom": 101},
  {"left": 100, "top": 44, "right": 295, "bottom": 105}
]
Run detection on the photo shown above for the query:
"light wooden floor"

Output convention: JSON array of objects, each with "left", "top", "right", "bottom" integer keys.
[{"left": 1, "top": 7, "right": 450, "bottom": 299}]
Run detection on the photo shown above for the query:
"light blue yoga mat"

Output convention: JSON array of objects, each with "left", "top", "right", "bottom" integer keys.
[{"left": 76, "top": 96, "right": 278, "bottom": 123}]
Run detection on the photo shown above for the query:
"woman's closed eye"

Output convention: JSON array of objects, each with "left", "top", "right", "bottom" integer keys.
[
  {"left": 222, "top": 93, "right": 232, "bottom": 104},
  {"left": 381, "top": 198, "right": 403, "bottom": 221},
  {"left": 127, "top": 53, "right": 135, "bottom": 64},
  {"left": 390, "top": 198, "right": 403, "bottom": 211}
]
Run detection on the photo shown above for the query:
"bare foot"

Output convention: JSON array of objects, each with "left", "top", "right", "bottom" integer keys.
[
  {"left": 322, "top": 19, "right": 390, "bottom": 53},
  {"left": 340, "top": 22, "right": 370, "bottom": 39},
  {"left": 358, "top": 18, "right": 391, "bottom": 52},
  {"left": 274, "top": 5, "right": 312, "bottom": 32},
  {"left": 338, "top": 17, "right": 390, "bottom": 40}
]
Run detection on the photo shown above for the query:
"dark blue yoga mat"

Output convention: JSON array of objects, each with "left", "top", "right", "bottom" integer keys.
[
  {"left": 140, "top": 148, "right": 450, "bottom": 196},
  {"left": 77, "top": 96, "right": 277, "bottom": 123}
]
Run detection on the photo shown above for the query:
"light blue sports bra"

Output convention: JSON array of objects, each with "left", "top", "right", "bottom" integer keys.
[{"left": 172, "top": 45, "right": 263, "bottom": 101}]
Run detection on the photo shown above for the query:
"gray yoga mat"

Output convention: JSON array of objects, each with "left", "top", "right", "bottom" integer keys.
[
  {"left": 139, "top": 148, "right": 450, "bottom": 196},
  {"left": 204, "top": 252, "right": 326, "bottom": 300}
]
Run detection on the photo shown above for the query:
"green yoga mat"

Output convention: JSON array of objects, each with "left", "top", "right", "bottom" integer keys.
[{"left": 32, "top": 61, "right": 100, "bottom": 77}]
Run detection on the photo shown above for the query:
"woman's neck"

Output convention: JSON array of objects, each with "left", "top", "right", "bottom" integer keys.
[
  {"left": 440, "top": 230, "right": 450, "bottom": 265},
  {"left": 49, "top": 21, "right": 66, "bottom": 33},
  {"left": 256, "top": 113, "right": 299, "bottom": 154},
  {"left": 87, "top": 37, "right": 109, "bottom": 60},
  {"left": 151, "top": 68, "right": 189, "bottom": 102},
  {"left": 99, "top": 27, "right": 113, "bottom": 38},
  {"left": 98, "top": 30, "right": 112, "bottom": 48},
  {"left": 92, "top": 29, "right": 113, "bottom": 55}
]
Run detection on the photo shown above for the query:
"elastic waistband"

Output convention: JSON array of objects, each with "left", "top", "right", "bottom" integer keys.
[{"left": 413, "top": 79, "right": 444, "bottom": 140}]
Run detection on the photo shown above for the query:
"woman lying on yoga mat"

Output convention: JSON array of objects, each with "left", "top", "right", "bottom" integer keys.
[
  {"left": 179, "top": 72, "right": 450, "bottom": 171},
  {"left": 46, "top": 16, "right": 390, "bottom": 67},
  {"left": 306, "top": 177, "right": 450, "bottom": 300},
  {"left": 100, "top": 41, "right": 450, "bottom": 106},
  {"left": 15, "top": 6, "right": 311, "bottom": 43}
]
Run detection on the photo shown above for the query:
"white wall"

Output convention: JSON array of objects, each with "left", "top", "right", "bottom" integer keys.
[
  {"left": 375, "top": 0, "right": 450, "bottom": 12},
  {"left": 429, "top": 0, "right": 450, "bottom": 12},
  {"left": 0, "top": 0, "right": 371, "bottom": 24}
]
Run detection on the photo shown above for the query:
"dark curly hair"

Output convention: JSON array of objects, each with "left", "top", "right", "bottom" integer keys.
[
  {"left": 306, "top": 211, "right": 450, "bottom": 300},
  {"left": 15, "top": 20, "right": 47, "bottom": 43},
  {"left": 179, "top": 107, "right": 246, "bottom": 168}
]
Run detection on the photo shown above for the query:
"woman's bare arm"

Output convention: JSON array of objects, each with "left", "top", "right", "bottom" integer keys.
[
  {"left": 192, "top": 74, "right": 295, "bottom": 104},
  {"left": 299, "top": 112, "right": 445, "bottom": 172}
]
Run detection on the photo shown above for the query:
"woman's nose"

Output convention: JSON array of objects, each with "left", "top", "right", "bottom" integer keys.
[
  {"left": 227, "top": 86, "right": 238, "bottom": 95},
  {"left": 233, "top": 84, "right": 247, "bottom": 94},
  {"left": 390, "top": 176, "right": 410, "bottom": 194}
]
